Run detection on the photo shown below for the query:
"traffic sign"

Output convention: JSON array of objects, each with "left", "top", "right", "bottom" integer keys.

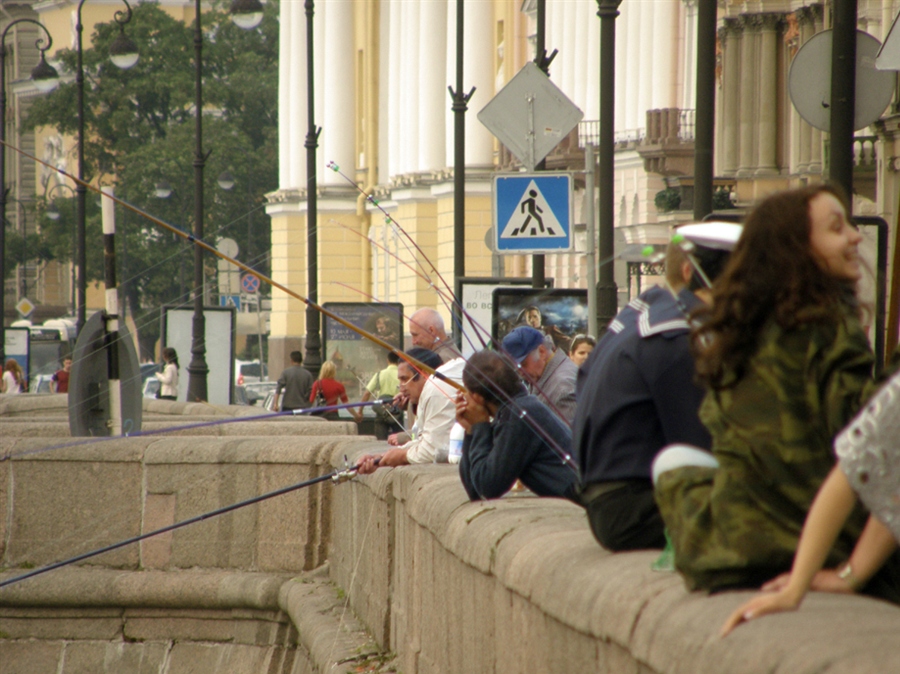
[
  {"left": 241, "top": 273, "right": 260, "bottom": 294},
  {"left": 493, "top": 173, "right": 573, "bottom": 254},
  {"left": 478, "top": 62, "right": 584, "bottom": 171},
  {"left": 220, "top": 294, "right": 241, "bottom": 310},
  {"left": 15, "top": 297, "right": 35, "bottom": 317}
]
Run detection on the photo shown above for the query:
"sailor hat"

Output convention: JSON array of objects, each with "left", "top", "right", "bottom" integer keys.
[{"left": 675, "top": 221, "right": 743, "bottom": 252}]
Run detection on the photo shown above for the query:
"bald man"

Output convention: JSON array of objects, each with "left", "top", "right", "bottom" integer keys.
[{"left": 408, "top": 308, "right": 458, "bottom": 363}]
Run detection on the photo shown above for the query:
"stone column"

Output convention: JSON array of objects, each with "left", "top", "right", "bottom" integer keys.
[
  {"left": 418, "top": 0, "right": 446, "bottom": 171},
  {"left": 651, "top": 0, "right": 676, "bottom": 108},
  {"left": 755, "top": 13, "right": 781, "bottom": 175},
  {"left": 682, "top": 0, "right": 697, "bottom": 111},
  {"left": 462, "top": 0, "right": 494, "bottom": 167},
  {"left": 322, "top": 0, "right": 355, "bottom": 186},
  {"left": 399, "top": 2, "right": 419, "bottom": 175},
  {"left": 623, "top": 1, "right": 642, "bottom": 131},
  {"left": 737, "top": 15, "right": 759, "bottom": 177},
  {"left": 721, "top": 19, "right": 741, "bottom": 176},
  {"left": 279, "top": 2, "right": 306, "bottom": 188}
]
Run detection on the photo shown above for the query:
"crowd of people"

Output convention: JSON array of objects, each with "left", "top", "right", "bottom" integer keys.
[
  {"left": 347, "top": 184, "right": 900, "bottom": 636},
  {"left": 5, "top": 183, "right": 897, "bottom": 636}
]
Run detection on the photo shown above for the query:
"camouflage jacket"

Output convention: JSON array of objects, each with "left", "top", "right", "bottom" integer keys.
[{"left": 655, "top": 309, "right": 900, "bottom": 597}]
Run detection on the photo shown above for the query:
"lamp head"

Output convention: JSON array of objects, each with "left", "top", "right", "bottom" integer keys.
[
  {"left": 31, "top": 54, "right": 60, "bottom": 92},
  {"left": 109, "top": 28, "right": 139, "bottom": 70},
  {"left": 230, "top": 0, "right": 264, "bottom": 29},
  {"left": 217, "top": 171, "right": 235, "bottom": 191},
  {"left": 154, "top": 181, "right": 173, "bottom": 199}
]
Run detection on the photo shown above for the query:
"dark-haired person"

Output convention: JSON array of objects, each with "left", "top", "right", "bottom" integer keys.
[
  {"left": 654, "top": 184, "right": 900, "bottom": 600},
  {"left": 356, "top": 348, "right": 464, "bottom": 473},
  {"left": 573, "top": 222, "right": 740, "bottom": 552},
  {"left": 155, "top": 347, "right": 179, "bottom": 401},
  {"left": 273, "top": 350, "right": 314, "bottom": 412},
  {"left": 455, "top": 350, "right": 577, "bottom": 501}
]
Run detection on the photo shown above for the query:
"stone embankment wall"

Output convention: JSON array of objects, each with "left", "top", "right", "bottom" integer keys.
[{"left": 2, "top": 396, "right": 900, "bottom": 673}]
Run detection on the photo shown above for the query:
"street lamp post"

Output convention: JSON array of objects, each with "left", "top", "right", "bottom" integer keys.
[
  {"left": 74, "top": 0, "right": 138, "bottom": 336},
  {"left": 184, "top": 0, "right": 263, "bottom": 402},
  {"left": 303, "top": 0, "right": 322, "bottom": 377},
  {"left": 44, "top": 182, "right": 76, "bottom": 314},
  {"left": 0, "top": 18, "right": 59, "bottom": 365}
]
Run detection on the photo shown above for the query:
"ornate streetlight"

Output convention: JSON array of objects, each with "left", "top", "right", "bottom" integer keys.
[
  {"left": 1, "top": 18, "right": 59, "bottom": 365},
  {"left": 74, "top": 0, "right": 139, "bottom": 335},
  {"left": 184, "top": 0, "right": 263, "bottom": 402}
]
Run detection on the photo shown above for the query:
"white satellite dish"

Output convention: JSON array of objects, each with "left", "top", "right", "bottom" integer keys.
[{"left": 788, "top": 30, "right": 895, "bottom": 132}]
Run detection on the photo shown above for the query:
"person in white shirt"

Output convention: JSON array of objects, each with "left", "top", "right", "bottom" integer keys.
[
  {"left": 155, "top": 347, "right": 179, "bottom": 400},
  {"left": 357, "top": 348, "right": 464, "bottom": 472}
]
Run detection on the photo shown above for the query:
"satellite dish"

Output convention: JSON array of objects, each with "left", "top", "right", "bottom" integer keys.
[
  {"left": 788, "top": 30, "right": 895, "bottom": 132},
  {"left": 68, "top": 311, "right": 143, "bottom": 437}
]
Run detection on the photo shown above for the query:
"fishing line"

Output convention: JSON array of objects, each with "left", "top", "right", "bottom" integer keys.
[
  {"left": 0, "top": 462, "right": 362, "bottom": 589},
  {"left": 0, "top": 401, "right": 380, "bottom": 463}
]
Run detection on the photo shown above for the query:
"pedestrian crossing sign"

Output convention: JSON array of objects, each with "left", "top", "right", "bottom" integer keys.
[{"left": 493, "top": 173, "right": 573, "bottom": 254}]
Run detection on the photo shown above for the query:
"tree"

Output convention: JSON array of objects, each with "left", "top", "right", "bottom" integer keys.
[{"left": 27, "top": 0, "right": 278, "bottom": 358}]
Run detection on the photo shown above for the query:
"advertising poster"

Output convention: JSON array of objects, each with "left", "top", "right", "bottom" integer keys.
[
  {"left": 456, "top": 277, "right": 549, "bottom": 358},
  {"left": 492, "top": 288, "right": 589, "bottom": 355},
  {"left": 322, "top": 303, "right": 403, "bottom": 400}
]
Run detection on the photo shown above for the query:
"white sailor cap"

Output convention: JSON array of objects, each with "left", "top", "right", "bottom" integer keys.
[{"left": 675, "top": 221, "right": 743, "bottom": 252}]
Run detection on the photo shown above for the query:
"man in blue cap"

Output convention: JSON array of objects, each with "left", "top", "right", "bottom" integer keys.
[
  {"left": 501, "top": 325, "right": 578, "bottom": 422},
  {"left": 572, "top": 222, "right": 741, "bottom": 552}
]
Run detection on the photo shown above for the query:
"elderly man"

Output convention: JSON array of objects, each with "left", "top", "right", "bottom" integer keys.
[
  {"left": 455, "top": 350, "right": 577, "bottom": 501},
  {"left": 408, "top": 308, "right": 458, "bottom": 363},
  {"left": 573, "top": 222, "right": 741, "bottom": 552},
  {"left": 357, "top": 347, "right": 465, "bottom": 473},
  {"left": 501, "top": 325, "right": 578, "bottom": 422}
]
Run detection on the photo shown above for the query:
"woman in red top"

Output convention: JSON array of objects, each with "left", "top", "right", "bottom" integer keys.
[{"left": 310, "top": 360, "right": 348, "bottom": 420}]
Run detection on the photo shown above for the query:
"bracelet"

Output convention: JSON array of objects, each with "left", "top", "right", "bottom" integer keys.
[{"left": 837, "top": 561, "right": 863, "bottom": 591}]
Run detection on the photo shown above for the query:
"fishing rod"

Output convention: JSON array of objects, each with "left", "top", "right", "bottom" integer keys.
[
  {"left": 0, "top": 139, "right": 454, "bottom": 389},
  {"left": 0, "top": 400, "right": 381, "bottom": 463},
  {"left": 0, "top": 457, "right": 366, "bottom": 589},
  {"left": 5, "top": 138, "right": 577, "bottom": 470},
  {"left": 326, "top": 218, "right": 491, "bottom": 353},
  {"left": 332, "top": 280, "right": 577, "bottom": 431}
]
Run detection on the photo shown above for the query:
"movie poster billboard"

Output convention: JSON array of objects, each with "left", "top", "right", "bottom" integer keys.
[
  {"left": 322, "top": 302, "right": 403, "bottom": 400},
  {"left": 492, "top": 288, "right": 588, "bottom": 355}
]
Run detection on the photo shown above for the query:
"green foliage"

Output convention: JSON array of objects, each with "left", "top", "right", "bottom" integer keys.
[
  {"left": 27, "top": 0, "right": 279, "bottom": 354},
  {"left": 654, "top": 187, "right": 682, "bottom": 213}
]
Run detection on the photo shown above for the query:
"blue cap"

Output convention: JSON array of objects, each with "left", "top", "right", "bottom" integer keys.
[{"left": 501, "top": 326, "right": 545, "bottom": 364}]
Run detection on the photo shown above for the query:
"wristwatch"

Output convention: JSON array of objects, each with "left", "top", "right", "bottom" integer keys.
[{"left": 837, "top": 561, "right": 862, "bottom": 591}]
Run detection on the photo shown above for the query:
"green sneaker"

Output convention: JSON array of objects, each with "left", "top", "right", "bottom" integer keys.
[{"left": 651, "top": 531, "right": 675, "bottom": 572}]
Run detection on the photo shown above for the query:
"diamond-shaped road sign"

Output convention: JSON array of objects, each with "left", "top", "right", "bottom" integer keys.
[{"left": 478, "top": 62, "right": 584, "bottom": 171}]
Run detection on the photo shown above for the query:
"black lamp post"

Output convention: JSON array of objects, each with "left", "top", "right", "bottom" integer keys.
[
  {"left": 75, "top": 0, "right": 139, "bottom": 336},
  {"left": 1, "top": 18, "right": 59, "bottom": 365},
  {"left": 303, "top": 0, "right": 323, "bottom": 377},
  {"left": 595, "top": 0, "right": 622, "bottom": 337},
  {"left": 184, "top": 0, "right": 263, "bottom": 402},
  {"left": 43, "top": 181, "right": 75, "bottom": 313}
]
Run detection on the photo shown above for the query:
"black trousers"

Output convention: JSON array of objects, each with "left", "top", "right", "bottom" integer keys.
[{"left": 581, "top": 480, "right": 666, "bottom": 551}]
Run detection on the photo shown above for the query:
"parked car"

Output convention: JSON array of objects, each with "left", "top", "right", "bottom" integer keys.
[
  {"left": 28, "top": 373, "right": 56, "bottom": 394},
  {"left": 243, "top": 381, "right": 278, "bottom": 407},
  {"left": 140, "top": 362, "right": 160, "bottom": 384},
  {"left": 142, "top": 378, "right": 160, "bottom": 399},
  {"left": 233, "top": 384, "right": 250, "bottom": 405},
  {"left": 234, "top": 359, "right": 268, "bottom": 386}
]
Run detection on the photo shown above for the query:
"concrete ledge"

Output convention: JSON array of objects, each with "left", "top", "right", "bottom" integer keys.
[
  {"left": 332, "top": 454, "right": 900, "bottom": 674},
  {"left": 0, "top": 568, "right": 290, "bottom": 609}
]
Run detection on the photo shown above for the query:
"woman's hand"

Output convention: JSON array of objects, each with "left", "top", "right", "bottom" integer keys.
[{"left": 720, "top": 587, "right": 803, "bottom": 637}]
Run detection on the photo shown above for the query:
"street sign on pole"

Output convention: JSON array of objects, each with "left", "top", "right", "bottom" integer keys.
[
  {"left": 478, "top": 62, "right": 584, "bottom": 171},
  {"left": 219, "top": 294, "right": 241, "bottom": 310},
  {"left": 493, "top": 173, "right": 573, "bottom": 255},
  {"left": 240, "top": 273, "right": 260, "bottom": 294}
]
